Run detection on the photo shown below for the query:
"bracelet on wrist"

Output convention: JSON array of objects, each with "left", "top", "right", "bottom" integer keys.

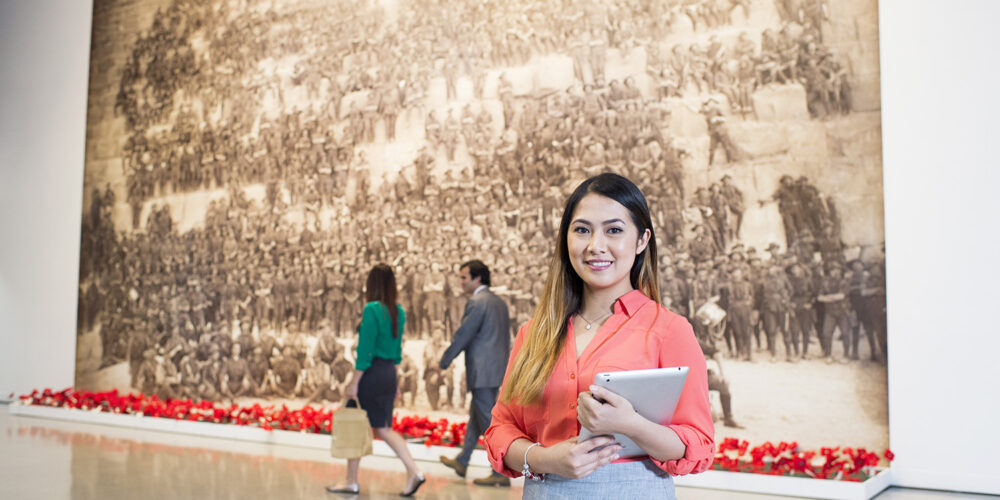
[{"left": 522, "top": 442, "right": 545, "bottom": 482}]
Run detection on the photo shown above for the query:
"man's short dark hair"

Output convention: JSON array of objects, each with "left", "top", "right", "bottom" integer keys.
[{"left": 461, "top": 260, "right": 491, "bottom": 286}]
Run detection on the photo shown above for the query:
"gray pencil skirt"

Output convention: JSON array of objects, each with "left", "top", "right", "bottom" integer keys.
[{"left": 522, "top": 459, "right": 677, "bottom": 500}]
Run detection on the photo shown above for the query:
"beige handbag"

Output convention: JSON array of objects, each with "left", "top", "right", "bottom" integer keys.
[{"left": 330, "top": 398, "right": 373, "bottom": 459}]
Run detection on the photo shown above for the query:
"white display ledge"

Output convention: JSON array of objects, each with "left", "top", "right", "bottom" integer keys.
[
  {"left": 674, "top": 466, "right": 892, "bottom": 499},
  {"left": 10, "top": 403, "right": 891, "bottom": 499}
]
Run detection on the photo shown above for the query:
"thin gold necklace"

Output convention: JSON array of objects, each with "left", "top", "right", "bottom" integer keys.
[{"left": 577, "top": 310, "right": 613, "bottom": 330}]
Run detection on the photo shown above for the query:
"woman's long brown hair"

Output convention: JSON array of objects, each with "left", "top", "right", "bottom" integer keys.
[
  {"left": 365, "top": 263, "right": 400, "bottom": 337},
  {"left": 500, "top": 173, "right": 660, "bottom": 406}
]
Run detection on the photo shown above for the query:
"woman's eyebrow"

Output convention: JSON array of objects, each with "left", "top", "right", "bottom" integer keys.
[{"left": 571, "top": 218, "right": 625, "bottom": 225}]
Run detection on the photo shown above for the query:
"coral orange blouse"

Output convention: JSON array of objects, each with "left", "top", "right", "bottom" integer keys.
[{"left": 484, "top": 289, "right": 715, "bottom": 477}]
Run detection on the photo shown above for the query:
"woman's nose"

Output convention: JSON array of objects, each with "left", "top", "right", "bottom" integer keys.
[{"left": 587, "top": 231, "right": 607, "bottom": 253}]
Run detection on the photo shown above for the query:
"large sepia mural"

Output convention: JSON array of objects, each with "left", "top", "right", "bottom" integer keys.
[{"left": 75, "top": 0, "right": 887, "bottom": 453}]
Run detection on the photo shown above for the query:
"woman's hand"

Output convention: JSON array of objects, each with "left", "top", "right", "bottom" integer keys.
[
  {"left": 345, "top": 370, "right": 362, "bottom": 400},
  {"left": 534, "top": 436, "right": 622, "bottom": 479},
  {"left": 345, "top": 379, "right": 359, "bottom": 399},
  {"left": 577, "top": 385, "right": 638, "bottom": 436}
]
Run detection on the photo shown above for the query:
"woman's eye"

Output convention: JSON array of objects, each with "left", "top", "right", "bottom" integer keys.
[
  {"left": 573, "top": 226, "right": 589, "bottom": 234},
  {"left": 607, "top": 227, "right": 623, "bottom": 234}
]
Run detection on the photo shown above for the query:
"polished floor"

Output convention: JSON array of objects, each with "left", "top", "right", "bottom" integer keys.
[{"left": 0, "top": 404, "right": 992, "bottom": 500}]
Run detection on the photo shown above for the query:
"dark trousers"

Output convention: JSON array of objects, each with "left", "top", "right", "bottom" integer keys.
[
  {"left": 729, "top": 304, "right": 753, "bottom": 360},
  {"left": 821, "top": 307, "right": 852, "bottom": 357},
  {"left": 791, "top": 305, "right": 816, "bottom": 355},
  {"left": 456, "top": 386, "right": 501, "bottom": 474}
]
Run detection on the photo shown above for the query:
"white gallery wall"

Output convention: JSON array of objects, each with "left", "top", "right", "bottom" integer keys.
[
  {"left": 0, "top": 0, "right": 998, "bottom": 495},
  {"left": 879, "top": 0, "right": 1000, "bottom": 494},
  {"left": 0, "top": 1, "right": 91, "bottom": 401}
]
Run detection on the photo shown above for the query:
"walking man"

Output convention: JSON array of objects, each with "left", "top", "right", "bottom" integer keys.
[{"left": 439, "top": 260, "right": 512, "bottom": 487}]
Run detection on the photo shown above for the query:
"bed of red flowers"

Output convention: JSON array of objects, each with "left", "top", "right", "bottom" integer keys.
[
  {"left": 712, "top": 437, "right": 893, "bottom": 481},
  {"left": 17, "top": 388, "right": 891, "bottom": 480},
  {"left": 16, "top": 388, "right": 466, "bottom": 447}
]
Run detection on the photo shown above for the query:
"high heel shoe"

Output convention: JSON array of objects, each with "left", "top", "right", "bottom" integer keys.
[{"left": 399, "top": 473, "right": 426, "bottom": 497}]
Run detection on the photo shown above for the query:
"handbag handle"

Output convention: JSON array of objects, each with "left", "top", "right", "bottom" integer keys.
[{"left": 345, "top": 397, "right": 362, "bottom": 409}]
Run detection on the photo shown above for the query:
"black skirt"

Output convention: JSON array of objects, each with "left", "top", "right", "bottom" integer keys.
[{"left": 347, "top": 358, "right": 396, "bottom": 428}]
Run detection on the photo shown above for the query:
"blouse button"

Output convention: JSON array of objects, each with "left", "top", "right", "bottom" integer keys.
[
  {"left": 569, "top": 403, "right": 576, "bottom": 409},
  {"left": 570, "top": 373, "right": 576, "bottom": 379}
]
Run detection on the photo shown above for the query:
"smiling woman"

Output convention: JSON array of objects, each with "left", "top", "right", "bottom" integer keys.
[{"left": 484, "top": 173, "right": 714, "bottom": 499}]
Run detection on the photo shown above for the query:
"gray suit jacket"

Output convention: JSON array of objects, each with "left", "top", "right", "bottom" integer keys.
[{"left": 439, "top": 288, "right": 511, "bottom": 389}]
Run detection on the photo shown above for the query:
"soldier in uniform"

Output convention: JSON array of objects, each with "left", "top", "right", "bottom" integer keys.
[
  {"left": 330, "top": 343, "right": 354, "bottom": 399},
  {"left": 444, "top": 272, "right": 464, "bottom": 335},
  {"left": 817, "top": 262, "right": 852, "bottom": 363},
  {"left": 411, "top": 263, "right": 429, "bottom": 338},
  {"left": 220, "top": 343, "right": 251, "bottom": 401},
  {"left": 163, "top": 327, "right": 188, "bottom": 367},
  {"left": 694, "top": 321, "right": 742, "bottom": 428},
  {"left": 134, "top": 348, "right": 159, "bottom": 395},
  {"left": 423, "top": 263, "right": 446, "bottom": 337},
  {"left": 720, "top": 175, "right": 745, "bottom": 239},
  {"left": 690, "top": 265, "right": 724, "bottom": 354},
  {"left": 761, "top": 265, "right": 794, "bottom": 360},
  {"left": 304, "top": 356, "right": 338, "bottom": 403},
  {"left": 788, "top": 263, "right": 818, "bottom": 359},
  {"left": 701, "top": 97, "right": 744, "bottom": 165},
  {"left": 847, "top": 259, "right": 879, "bottom": 361},
  {"left": 250, "top": 272, "right": 271, "bottom": 329},
  {"left": 341, "top": 272, "right": 362, "bottom": 337},
  {"left": 660, "top": 265, "right": 689, "bottom": 317},
  {"left": 727, "top": 266, "right": 756, "bottom": 361},
  {"left": 178, "top": 349, "right": 201, "bottom": 399},
  {"left": 198, "top": 347, "right": 224, "bottom": 401},
  {"left": 247, "top": 346, "right": 269, "bottom": 397},
  {"left": 305, "top": 264, "right": 325, "bottom": 331},
  {"left": 689, "top": 224, "right": 717, "bottom": 264},
  {"left": 189, "top": 282, "right": 209, "bottom": 331},
  {"left": 128, "top": 323, "right": 154, "bottom": 382},
  {"left": 379, "top": 83, "right": 401, "bottom": 141},
  {"left": 316, "top": 328, "right": 340, "bottom": 365},
  {"left": 422, "top": 339, "right": 445, "bottom": 410},
  {"left": 761, "top": 175, "right": 803, "bottom": 247},
  {"left": 263, "top": 346, "right": 304, "bottom": 397},
  {"left": 155, "top": 347, "right": 182, "bottom": 400},
  {"left": 326, "top": 266, "right": 347, "bottom": 337},
  {"left": 398, "top": 353, "right": 419, "bottom": 407},
  {"left": 863, "top": 261, "right": 888, "bottom": 362}
]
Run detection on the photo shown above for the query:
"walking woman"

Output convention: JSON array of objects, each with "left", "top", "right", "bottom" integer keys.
[
  {"left": 326, "top": 264, "right": 426, "bottom": 497},
  {"left": 484, "top": 173, "right": 714, "bottom": 499}
]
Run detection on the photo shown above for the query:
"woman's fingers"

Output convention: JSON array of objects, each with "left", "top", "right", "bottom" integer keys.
[
  {"left": 576, "top": 435, "right": 615, "bottom": 452},
  {"left": 598, "top": 443, "right": 622, "bottom": 463},
  {"left": 572, "top": 445, "right": 622, "bottom": 478}
]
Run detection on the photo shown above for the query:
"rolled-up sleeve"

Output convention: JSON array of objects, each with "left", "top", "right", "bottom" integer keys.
[
  {"left": 484, "top": 324, "right": 531, "bottom": 477},
  {"left": 650, "top": 316, "right": 715, "bottom": 475}
]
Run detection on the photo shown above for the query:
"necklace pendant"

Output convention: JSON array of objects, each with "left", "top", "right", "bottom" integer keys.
[{"left": 585, "top": 324, "right": 592, "bottom": 330}]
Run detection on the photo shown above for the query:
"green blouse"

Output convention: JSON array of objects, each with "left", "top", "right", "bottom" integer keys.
[{"left": 354, "top": 301, "right": 405, "bottom": 371}]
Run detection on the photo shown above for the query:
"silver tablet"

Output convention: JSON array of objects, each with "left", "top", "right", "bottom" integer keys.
[{"left": 578, "top": 366, "right": 689, "bottom": 458}]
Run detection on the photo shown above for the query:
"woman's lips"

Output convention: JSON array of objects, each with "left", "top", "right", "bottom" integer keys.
[{"left": 585, "top": 259, "right": 612, "bottom": 271}]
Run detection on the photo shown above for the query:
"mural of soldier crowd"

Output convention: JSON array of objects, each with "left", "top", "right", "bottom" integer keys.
[{"left": 77, "top": 0, "right": 883, "bottom": 411}]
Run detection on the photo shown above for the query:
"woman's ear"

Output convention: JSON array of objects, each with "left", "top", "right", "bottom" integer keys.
[{"left": 636, "top": 228, "right": 651, "bottom": 255}]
